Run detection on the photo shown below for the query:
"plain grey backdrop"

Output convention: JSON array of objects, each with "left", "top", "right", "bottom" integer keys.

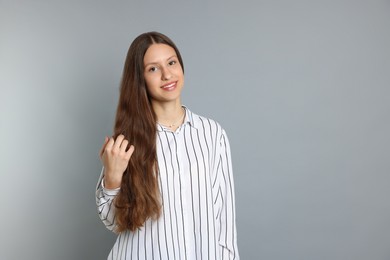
[{"left": 1, "top": 0, "right": 389, "bottom": 259}]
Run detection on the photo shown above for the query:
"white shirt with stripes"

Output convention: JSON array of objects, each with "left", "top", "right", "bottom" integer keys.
[{"left": 96, "top": 107, "right": 239, "bottom": 260}]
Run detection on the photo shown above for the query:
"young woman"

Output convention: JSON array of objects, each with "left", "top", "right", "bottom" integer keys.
[{"left": 96, "top": 31, "right": 239, "bottom": 260}]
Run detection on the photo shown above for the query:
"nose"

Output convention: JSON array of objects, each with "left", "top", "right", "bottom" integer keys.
[{"left": 161, "top": 66, "right": 172, "bottom": 80}]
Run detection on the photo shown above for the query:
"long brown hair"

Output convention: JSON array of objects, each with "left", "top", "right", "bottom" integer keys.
[{"left": 113, "top": 32, "right": 184, "bottom": 232}]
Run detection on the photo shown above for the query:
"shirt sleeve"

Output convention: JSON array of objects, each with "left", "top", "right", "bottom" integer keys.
[
  {"left": 215, "top": 129, "right": 240, "bottom": 259},
  {"left": 95, "top": 167, "right": 120, "bottom": 233}
]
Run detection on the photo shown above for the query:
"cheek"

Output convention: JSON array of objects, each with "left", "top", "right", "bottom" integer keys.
[
  {"left": 144, "top": 75, "right": 159, "bottom": 91},
  {"left": 174, "top": 67, "right": 184, "bottom": 78},
  {"left": 143, "top": 76, "right": 151, "bottom": 91}
]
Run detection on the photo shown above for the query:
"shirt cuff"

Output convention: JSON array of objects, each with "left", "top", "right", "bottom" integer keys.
[{"left": 101, "top": 178, "right": 120, "bottom": 196}]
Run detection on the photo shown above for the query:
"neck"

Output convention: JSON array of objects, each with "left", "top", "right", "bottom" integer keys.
[{"left": 151, "top": 99, "right": 184, "bottom": 126}]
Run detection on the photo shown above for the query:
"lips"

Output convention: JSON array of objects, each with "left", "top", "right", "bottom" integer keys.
[{"left": 161, "top": 81, "right": 177, "bottom": 91}]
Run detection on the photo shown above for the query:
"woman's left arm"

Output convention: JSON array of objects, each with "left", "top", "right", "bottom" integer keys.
[{"left": 216, "top": 129, "right": 240, "bottom": 259}]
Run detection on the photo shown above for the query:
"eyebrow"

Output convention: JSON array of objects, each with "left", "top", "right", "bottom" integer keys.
[{"left": 144, "top": 55, "right": 177, "bottom": 67}]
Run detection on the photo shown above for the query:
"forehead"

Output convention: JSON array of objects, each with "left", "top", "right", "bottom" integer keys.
[{"left": 143, "top": 43, "right": 177, "bottom": 65}]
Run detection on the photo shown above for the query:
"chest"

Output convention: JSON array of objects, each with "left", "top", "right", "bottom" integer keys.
[{"left": 156, "top": 128, "right": 218, "bottom": 189}]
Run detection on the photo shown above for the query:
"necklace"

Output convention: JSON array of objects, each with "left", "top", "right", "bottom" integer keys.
[{"left": 158, "top": 108, "right": 186, "bottom": 128}]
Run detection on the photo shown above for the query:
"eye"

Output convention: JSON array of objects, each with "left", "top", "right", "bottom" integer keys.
[
  {"left": 148, "top": 66, "right": 158, "bottom": 72},
  {"left": 168, "top": 60, "right": 176, "bottom": 66}
]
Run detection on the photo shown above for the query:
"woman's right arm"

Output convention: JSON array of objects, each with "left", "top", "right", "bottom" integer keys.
[
  {"left": 96, "top": 167, "right": 120, "bottom": 232},
  {"left": 95, "top": 135, "right": 135, "bottom": 232}
]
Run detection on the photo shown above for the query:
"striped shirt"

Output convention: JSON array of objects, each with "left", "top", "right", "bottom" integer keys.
[{"left": 96, "top": 107, "right": 239, "bottom": 260}]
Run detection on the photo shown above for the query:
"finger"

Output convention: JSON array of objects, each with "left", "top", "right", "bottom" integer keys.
[
  {"left": 124, "top": 145, "right": 135, "bottom": 160},
  {"left": 99, "top": 136, "right": 110, "bottom": 158},
  {"left": 114, "top": 134, "right": 125, "bottom": 150},
  {"left": 120, "top": 139, "right": 129, "bottom": 152},
  {"left": 105, "top": 137, "right": 115, "bottom": 152}
]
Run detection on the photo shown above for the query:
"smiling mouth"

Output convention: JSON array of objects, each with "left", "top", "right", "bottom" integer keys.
[{"left": 161, "top": 81, "right": 177, "bottom": 91}]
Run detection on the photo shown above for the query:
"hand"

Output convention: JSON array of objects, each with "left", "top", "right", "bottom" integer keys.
[{"left": 99, "top": 134, "right": 135, "bottom": 189}]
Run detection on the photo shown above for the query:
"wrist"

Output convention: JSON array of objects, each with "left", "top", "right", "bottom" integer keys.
[
  {"left": 103, "top": 171, "right": 122, "bottom": 189},
  {"left": 103, "top": 177, "right": 121, "bottom": 189}
]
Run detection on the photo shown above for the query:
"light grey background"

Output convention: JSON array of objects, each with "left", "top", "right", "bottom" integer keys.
[{"left": 1, "top": 1, "right": 389, "bottom": 259}]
